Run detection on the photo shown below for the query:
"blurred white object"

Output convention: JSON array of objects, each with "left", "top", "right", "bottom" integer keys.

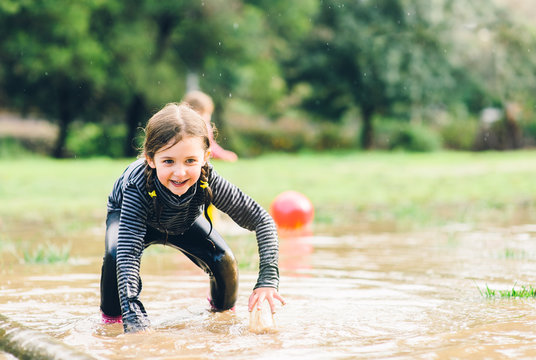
[{"left": 249, "top": 300, "right": 277, "bottom": 333}]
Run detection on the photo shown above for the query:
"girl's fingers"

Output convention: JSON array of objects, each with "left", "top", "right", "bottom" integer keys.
[
  {"left": 256, "top": 292, "right": 266, "bottom": 310},
  {"left": 249, "top": 288, "right": 287, "bottom": 312},
  {"left": 248, "top": 291, "right": 259, "bottom": 311},
  {"left": 273, "top": 291, "right": 287, "bottom": 306},
  {"left": 266, "top": 296, "right": 276, "bottom": 313}
]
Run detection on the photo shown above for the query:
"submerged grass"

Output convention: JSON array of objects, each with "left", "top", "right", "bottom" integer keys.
[
  {"left": 478, "top": 283, "right": 536, "bottom": 298},
  {"left": 22, "top": 243, "right": 71, "bottom": 264}
]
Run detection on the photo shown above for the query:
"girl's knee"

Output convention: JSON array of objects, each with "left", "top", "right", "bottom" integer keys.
[{"left": 217, "top": 249, "right": 238, "bottom": 275}]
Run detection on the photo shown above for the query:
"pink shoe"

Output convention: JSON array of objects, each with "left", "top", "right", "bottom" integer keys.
[{"left": 101, "top": 312, "right": 122, "bottom": 324}]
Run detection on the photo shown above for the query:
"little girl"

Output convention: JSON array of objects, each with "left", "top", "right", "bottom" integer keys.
[{"left": 99, "top": 102, "right": 285, "bottom": 333}]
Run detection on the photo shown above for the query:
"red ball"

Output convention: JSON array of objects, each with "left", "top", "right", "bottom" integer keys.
[{"left": 270, "top": 191, "right": 314, "bottom": 229}]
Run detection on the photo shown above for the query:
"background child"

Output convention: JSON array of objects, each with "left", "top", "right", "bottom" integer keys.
[
  {"left": 99, "top": 102, "right": 285, "bottom": 333},
  {"left": 182, "top": 90, "right": 238, "bottom": 162}
]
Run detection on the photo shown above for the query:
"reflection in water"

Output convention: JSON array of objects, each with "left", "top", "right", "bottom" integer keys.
[
  {"left": 2, "top": 225, "right": 536, "bottom": 359},
  {"left": 279, "top": 228, "right": 314, "bottom": 276}
]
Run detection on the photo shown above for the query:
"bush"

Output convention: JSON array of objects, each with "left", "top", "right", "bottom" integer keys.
[
  {"left": 439, "top": 117, "right": 479, "bottom": 150},
  {"left": 375, "top": 120, "right": 442, "bottom": 152},
  {"left": 390, "top": 125, "right": 442, "bottom": 152},
  {"left": 0, "top": 137, "right": 34, "bottom": 158},
  {"left": 312, "top": 122, "right": 358, "bottom": 150},
  {"left": 66, "top": 121, "right": 126, "bottom": 158},
  {"left": 224, "top": 100, "right": 359, "bottom": 155},
  {"left": 228, "top": 118, "right": 311, "bottom": 156},
  {"left": 521, "top": 119, "right": 536, "bottom": 147}
]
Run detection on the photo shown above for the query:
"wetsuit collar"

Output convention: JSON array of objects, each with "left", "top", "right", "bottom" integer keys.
[{"left": 153, "top": 176, "right": 197, "bottom": 209}]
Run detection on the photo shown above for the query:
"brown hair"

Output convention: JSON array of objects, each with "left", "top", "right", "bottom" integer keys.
[
  {"left": 181, "top": 90, "right": 214, "bottom": 116},
  {"left": 142, "top": 103, "right": 213, "bottom": 227}
]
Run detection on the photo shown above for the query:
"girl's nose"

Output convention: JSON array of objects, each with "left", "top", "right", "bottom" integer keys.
[{"left": 173, "top": 164, "right": 187, "bottom": 177}]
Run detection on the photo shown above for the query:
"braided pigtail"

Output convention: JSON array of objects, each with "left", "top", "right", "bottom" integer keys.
[
  {"left": 144, "top": 162, "right": 162, "bottom": 225},
  {"left": 200, "top": 163, "right": 214, "bottom": 238}
]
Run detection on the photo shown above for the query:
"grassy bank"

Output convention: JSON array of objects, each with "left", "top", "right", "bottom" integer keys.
[{"left": 1, "top": 150, "right": 535, "bottom": 241}]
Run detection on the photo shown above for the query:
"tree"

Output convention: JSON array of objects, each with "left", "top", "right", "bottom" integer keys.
[
  {"left": 0, "top": 0, "right": 110, "bottom": 157},
  {"left": 284, "top": 0, "right": 466, "bottom": 149},
  {"left": 92, "top": 0, "right": 260, "bottom": 156},
  {"left": 89, "top": 1, "right": 189, "bottom": 157}
]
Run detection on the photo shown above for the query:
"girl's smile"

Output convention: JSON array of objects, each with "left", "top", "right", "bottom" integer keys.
[
  {"left": 170, "top": 179, "right": 188, "bottom": 187},
  {"left": 146, "top": 136, "right": 210, "bottom": 197}
]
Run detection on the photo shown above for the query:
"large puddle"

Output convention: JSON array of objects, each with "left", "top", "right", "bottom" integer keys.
[{"left": 2, "top": 222, "right": 536, "bottom": 359}]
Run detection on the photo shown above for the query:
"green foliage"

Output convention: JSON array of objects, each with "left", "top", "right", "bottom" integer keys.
[
  {"left": 390, "top": 126, "right": 442, "bottom": 152},
  {"left": 438, "top": 116, "right": 479, "bottom": 151},
  {"left": 1, "top": 0, "right": 536, "bottom": 156},
  {"left": 283, "top": 1, "right": 459, "bottom": 135},
  {"left": 375, "top": 120, "right": 442, "bottom": 152},
  {"left": 224, "top": 100, "right": 358, "bottom": 156},
  {"left": 312, "top": 122, "right": 358, "bottom": 151},
  {"left": 65, "top": 121, "right": 127, "bottom": 158},
  {"left": 0, "top": 137, "right": 33, "bottom": 158},
  {"left": 228, "top": 116, "right": 310, "bottom": 157},
  {"left": 521, "top": 119, "right": 536, "bottom": 147},
  {"left": 0, "top": 0, "right": 111, "bottom": 157}
]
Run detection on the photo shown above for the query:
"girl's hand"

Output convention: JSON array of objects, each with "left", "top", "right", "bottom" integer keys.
[{"left": 248, "top": 287, "right": 286, "bottom": 314}]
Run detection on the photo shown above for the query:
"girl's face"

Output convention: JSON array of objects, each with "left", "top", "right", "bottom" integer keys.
[{"left": 146, "top": 136, "right": 210, "bottom": 197}]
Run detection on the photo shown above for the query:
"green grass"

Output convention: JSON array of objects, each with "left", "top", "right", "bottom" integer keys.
[
  {"left": 1, "top": 150, "right": 536, "bottom": 239},
  {"left": 22, "top": 242, "right": 71, "bottom": 264},
  {"left": 216, "top": 150, "right": 536, "bottom": 230},
  {"left": 478, "top": 283, "right": 536, "bottom": 298}
]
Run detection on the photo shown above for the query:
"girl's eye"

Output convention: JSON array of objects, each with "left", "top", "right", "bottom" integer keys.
[
  {"left": 185, "top": 158, "right": 196, "bottom": 164},
  {"left": 163, "top": 159, "right": 174, "bottom": 165}
]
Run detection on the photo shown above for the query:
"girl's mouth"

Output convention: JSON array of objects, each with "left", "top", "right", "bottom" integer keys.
[{"left": 170, "top": 179, "right": 188, "bottom": 187}]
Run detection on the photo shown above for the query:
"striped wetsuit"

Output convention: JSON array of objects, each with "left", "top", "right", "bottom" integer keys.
[{"left": 99, "top": 159, "right": 279, "bottom": 332}]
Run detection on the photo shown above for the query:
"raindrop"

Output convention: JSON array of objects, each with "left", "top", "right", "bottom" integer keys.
[
  {"left": 363, "top": 73, "right": 367, "bottom": 77},
  {"left": 45, "top": 72, "right": 48, "bottom": 76},
  {"left": 233, "top": 23, "right": 239, "bottom": 29},
  {"left": 202, "top": 73, "right": 205, "bottom": 77},
  {"left": 218, "top": 41, "right": 222, "bottom": 46},
  {"left": 219, "top": 73, "right": 222, "bottom": 77},
  {"left": 228, "top": 93, "right": 232, "bottom": 98}
]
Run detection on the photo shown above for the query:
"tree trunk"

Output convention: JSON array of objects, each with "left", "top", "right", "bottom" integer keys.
[
  {"left": 360, "top": 105, "right": 375, "bottom": 150},
  {"left": 124, "top": 94, "right": 146, "bottom": 157},
  {"left": 52, "top": 87, "right": 71, "bottom": 158}
]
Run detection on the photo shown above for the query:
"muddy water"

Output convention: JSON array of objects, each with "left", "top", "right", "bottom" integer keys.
[{"left": 2, "top": 224, "right": 536, "bottom": 359}]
